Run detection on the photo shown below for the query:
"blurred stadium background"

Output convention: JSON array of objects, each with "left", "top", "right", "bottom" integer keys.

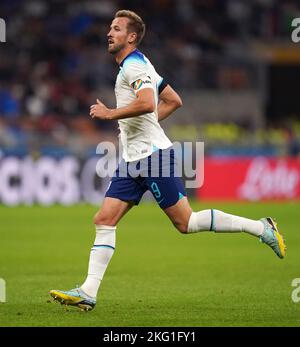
[{"left": 1, "top": 0, "right": 300, "bottom": 204}]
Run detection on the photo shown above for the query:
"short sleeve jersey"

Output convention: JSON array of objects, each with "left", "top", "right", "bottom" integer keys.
[{"left": 114, "top": 49, "right": 172, "bottom": 162}]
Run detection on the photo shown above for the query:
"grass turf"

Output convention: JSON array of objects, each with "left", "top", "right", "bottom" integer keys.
[{"left": 0, "top": 201, "right": 300, "bottom": 327}]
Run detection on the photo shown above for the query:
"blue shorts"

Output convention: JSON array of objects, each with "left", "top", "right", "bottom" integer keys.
[{"left": 105, "top": 147, "right": 186, "bottom": 209}]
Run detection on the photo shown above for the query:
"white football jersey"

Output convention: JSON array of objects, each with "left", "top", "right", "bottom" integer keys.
[{"left": 114, "top": 49, "right": 172, "bottom": 162}]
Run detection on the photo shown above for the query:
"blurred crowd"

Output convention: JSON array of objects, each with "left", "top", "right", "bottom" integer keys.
[
  {"left": 169, "top": 120, "right": 300, "bottom": 157},
  {"left": 0, "top": 0, "right": 300, "bottom": 157}
]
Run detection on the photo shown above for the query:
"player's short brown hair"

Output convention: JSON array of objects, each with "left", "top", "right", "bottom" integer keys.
[{"left": 115, "top": 10, "right": 145, "bottom": 46}]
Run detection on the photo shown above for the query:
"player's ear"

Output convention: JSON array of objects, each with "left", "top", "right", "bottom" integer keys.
[{"left": 128, "top": 32, "right": 137, "bottom": 44}]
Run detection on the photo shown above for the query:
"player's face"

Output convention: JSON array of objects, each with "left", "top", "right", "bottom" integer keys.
[{"left": 107, "top": 17, "right": 132, "bottom": 54}]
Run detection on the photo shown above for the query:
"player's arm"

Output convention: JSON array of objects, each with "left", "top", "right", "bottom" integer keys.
[
  {"left": 157, "top": 84, "right": 183, "bottom": 122},
  {"left": 90, "top": 88, "right": 155, "bottom": 120}
]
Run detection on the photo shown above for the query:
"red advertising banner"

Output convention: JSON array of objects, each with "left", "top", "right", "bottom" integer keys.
[{"left": 197, "top": 157, "right": 300, "bottom": 201}]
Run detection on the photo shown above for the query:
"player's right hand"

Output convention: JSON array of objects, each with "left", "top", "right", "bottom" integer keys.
[{"left": 90, "top": 99, "right": 112, "bottom": 120}]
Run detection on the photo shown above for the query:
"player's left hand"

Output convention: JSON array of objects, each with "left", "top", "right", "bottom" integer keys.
[{"left": 90, "top": 99, "right": 112, "bottom": 120}]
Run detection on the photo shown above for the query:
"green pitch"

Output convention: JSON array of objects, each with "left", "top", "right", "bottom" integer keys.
[{"left": 0, "top": 201, "right": 300, "bottom": 327}]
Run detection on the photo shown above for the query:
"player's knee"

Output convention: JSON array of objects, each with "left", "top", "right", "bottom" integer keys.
[
  {"left": 93, "top": 214, "right": 102, "bottom": 225},
  {"left": 93, "top": 213, "right": 114, "bottom": 226},
  {"left": 174, "top": 221, "right": 188, "bottom": 234}
]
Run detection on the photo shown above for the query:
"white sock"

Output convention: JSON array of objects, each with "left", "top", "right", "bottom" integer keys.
[
  {"left": 80, "top": 225, "right": 116, "bottom": 298},
  {"left": 187, "top": 209, "right": 264, "bottom": 237}
]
